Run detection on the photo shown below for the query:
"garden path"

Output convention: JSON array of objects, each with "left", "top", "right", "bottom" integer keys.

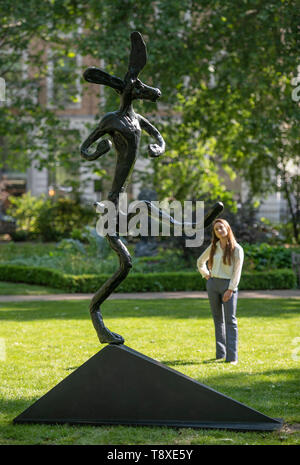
[{"left": 0, "top": 289, "right": 299, "bottom": 302}]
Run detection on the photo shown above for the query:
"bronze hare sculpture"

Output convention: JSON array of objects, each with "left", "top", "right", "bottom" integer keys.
[{"left": 81, "top": 31, "right": 223, "bottom": 345}]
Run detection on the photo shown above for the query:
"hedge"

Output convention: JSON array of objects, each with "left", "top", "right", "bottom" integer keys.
[{"left": 0, "top": 264, "right": 297, "bottom": 293}]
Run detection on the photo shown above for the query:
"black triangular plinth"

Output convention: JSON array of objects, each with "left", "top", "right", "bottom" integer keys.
[{"left": 13, "top": 345, "right": 282, "bottom": 431}]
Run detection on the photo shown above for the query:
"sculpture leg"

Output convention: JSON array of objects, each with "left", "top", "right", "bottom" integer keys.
[
  {"left": 90, "top": 305, "right": 125, "bottom": 345},
  {"left": 89, "top": 233, "right": 132, "bottom": 345}
]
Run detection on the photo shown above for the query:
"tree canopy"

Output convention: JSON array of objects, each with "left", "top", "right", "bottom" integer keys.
[{"left": 0, "top": 0, "right": 299, "bottom": 238}]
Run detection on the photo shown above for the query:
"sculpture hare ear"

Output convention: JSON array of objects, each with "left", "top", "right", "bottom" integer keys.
[
  {"left": 128, "top": 31, "right": 147, "bottom": 79},
  {"left": 83, "top": 67, "right": 124, "bottom": 94}
]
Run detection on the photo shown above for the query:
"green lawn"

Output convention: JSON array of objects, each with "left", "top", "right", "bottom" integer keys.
[
  {"left": 0, "top": 281, "right": 65, "bottom": 295},
  {"left": 0, "top": 298, "right": 299, "bottom": 445}
]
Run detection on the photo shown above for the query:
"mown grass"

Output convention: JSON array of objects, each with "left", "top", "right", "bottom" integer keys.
[
  {"left": 0, "top": 282, "right": 65, "bottom": 295},
  {"left": 0, "top": 298, "right": 299, "bottom": 445}
]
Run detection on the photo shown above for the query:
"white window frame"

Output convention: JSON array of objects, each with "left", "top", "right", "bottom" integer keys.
[
  {"left": 47, "top": 49, "right": 82, "bottom": 109},
  {"left": 0, "top": 49, "right": 38, "bottom": 106}
]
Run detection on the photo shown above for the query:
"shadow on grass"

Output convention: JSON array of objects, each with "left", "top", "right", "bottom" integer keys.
[
  {"left": 160, "top": 359, "right": 201, "bottom": 366},
  {"left": 0, "top": 298, "right": 299, "bottom": 322},
  {"left": 194, "top": 368, "right": 300, "bottom": 420}
]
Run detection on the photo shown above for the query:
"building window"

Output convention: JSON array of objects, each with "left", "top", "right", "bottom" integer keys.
[
  {"left": 47, "top": 50, "right": 82, "bottom": 109},
  {"left": 0, "top": 50, "right": 38, "bottom": 106},
  {"left": 47, "top": 129, "right": 80, "bottom": 197}
]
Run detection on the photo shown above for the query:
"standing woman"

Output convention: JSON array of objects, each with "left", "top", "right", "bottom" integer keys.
[{"left": 197, "top": 219, "right": 244, "bottom": 364}]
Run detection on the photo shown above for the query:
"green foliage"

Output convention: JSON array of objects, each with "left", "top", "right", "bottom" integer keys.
[
  {"left": 72, "top": 226, "right": 112, "bottom": 259},
  {"left": 138, "top": 243, "right": 296, "bottom": 273},
  {"left": 7, "top": 192, "right": 50, "bottom": 240},
  {"left": 242, "top": 243, "right": 293, "bottom": 271},
  {"left": 0, "top": 264, "right": 66, "bottom": 288},
  {"left": 0, "top": 242, "right": 55, "bottom": 261},
  {"left": 240, "top": 269, "right": 296, "bottom": 290},
  {"left": 7, "top": 192, "right": 95, "bottom": 242},
  {"left": 1, "top": 240, "right": 298, "bottom": 277},
  {"left": 0, "top": 264, "right": 296, "bottom": 293},
  {"left": 0, "top": 229, "right": 121, "bottom": 275},
  {"left": 0, "top": 1, "right": 85, "bottom": 177},
  {"left": 143, "top": 125, "right": 235, "bottom": 206},
  {"left": 0, "top": 280, "right": 64, "bottom": 295},
  {"left": 260, "top": 218, "right": 300, "bottom": 246},
  {"left": 36, "top": 197, "right": 95, "bottom": 242},
  {"left": 1, "top": 1, "right": 299, "bottom": 223},
  {"left": 132, "top": 252, "right": 191, "bottom": 273}
]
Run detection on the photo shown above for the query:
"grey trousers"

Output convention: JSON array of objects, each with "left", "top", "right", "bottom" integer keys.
[{"left": 206, "top": 277, "right": 238, "bottom": 362}]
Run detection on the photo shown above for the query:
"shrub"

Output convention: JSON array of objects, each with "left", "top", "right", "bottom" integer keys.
[
  {"left": 80, "top": 226, "right": 112, "bottom": 259},
  {"left": 7, "top": 192, "right": 50, "bottom": 240},
  {"left": 7, "top": 193, "right": 96, "bottom": 242},
  {"left": 36, "top": 197, "right": 95, "bottom": 242},
  {"left": 241, "top": 243, "right": 292, "bottom": 271},
  {"left": 131, "top": 244, "right": 295, "bottom": 273},
  {"left": 260, "top": 218, "right": 299, "bottom": 245},
  {"left": 0, "top": 264, "right": 296, "bottom": 293}
]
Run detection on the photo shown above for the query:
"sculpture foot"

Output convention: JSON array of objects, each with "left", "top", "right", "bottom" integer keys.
[
  {"left": 91, "top": 311, "right": 124, "bottom": 345},
  {"left": 98, "top": 327, "right": 125, "bottom": 345}
]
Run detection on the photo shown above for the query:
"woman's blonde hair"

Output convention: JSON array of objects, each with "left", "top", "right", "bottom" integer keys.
[{"left": 207, "top": 219, "right": 237, "bottom": 270}]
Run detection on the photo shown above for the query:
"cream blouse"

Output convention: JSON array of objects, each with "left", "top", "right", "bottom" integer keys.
[{"left": 197, "top": 241, "right": 244, "bottom": 291}]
